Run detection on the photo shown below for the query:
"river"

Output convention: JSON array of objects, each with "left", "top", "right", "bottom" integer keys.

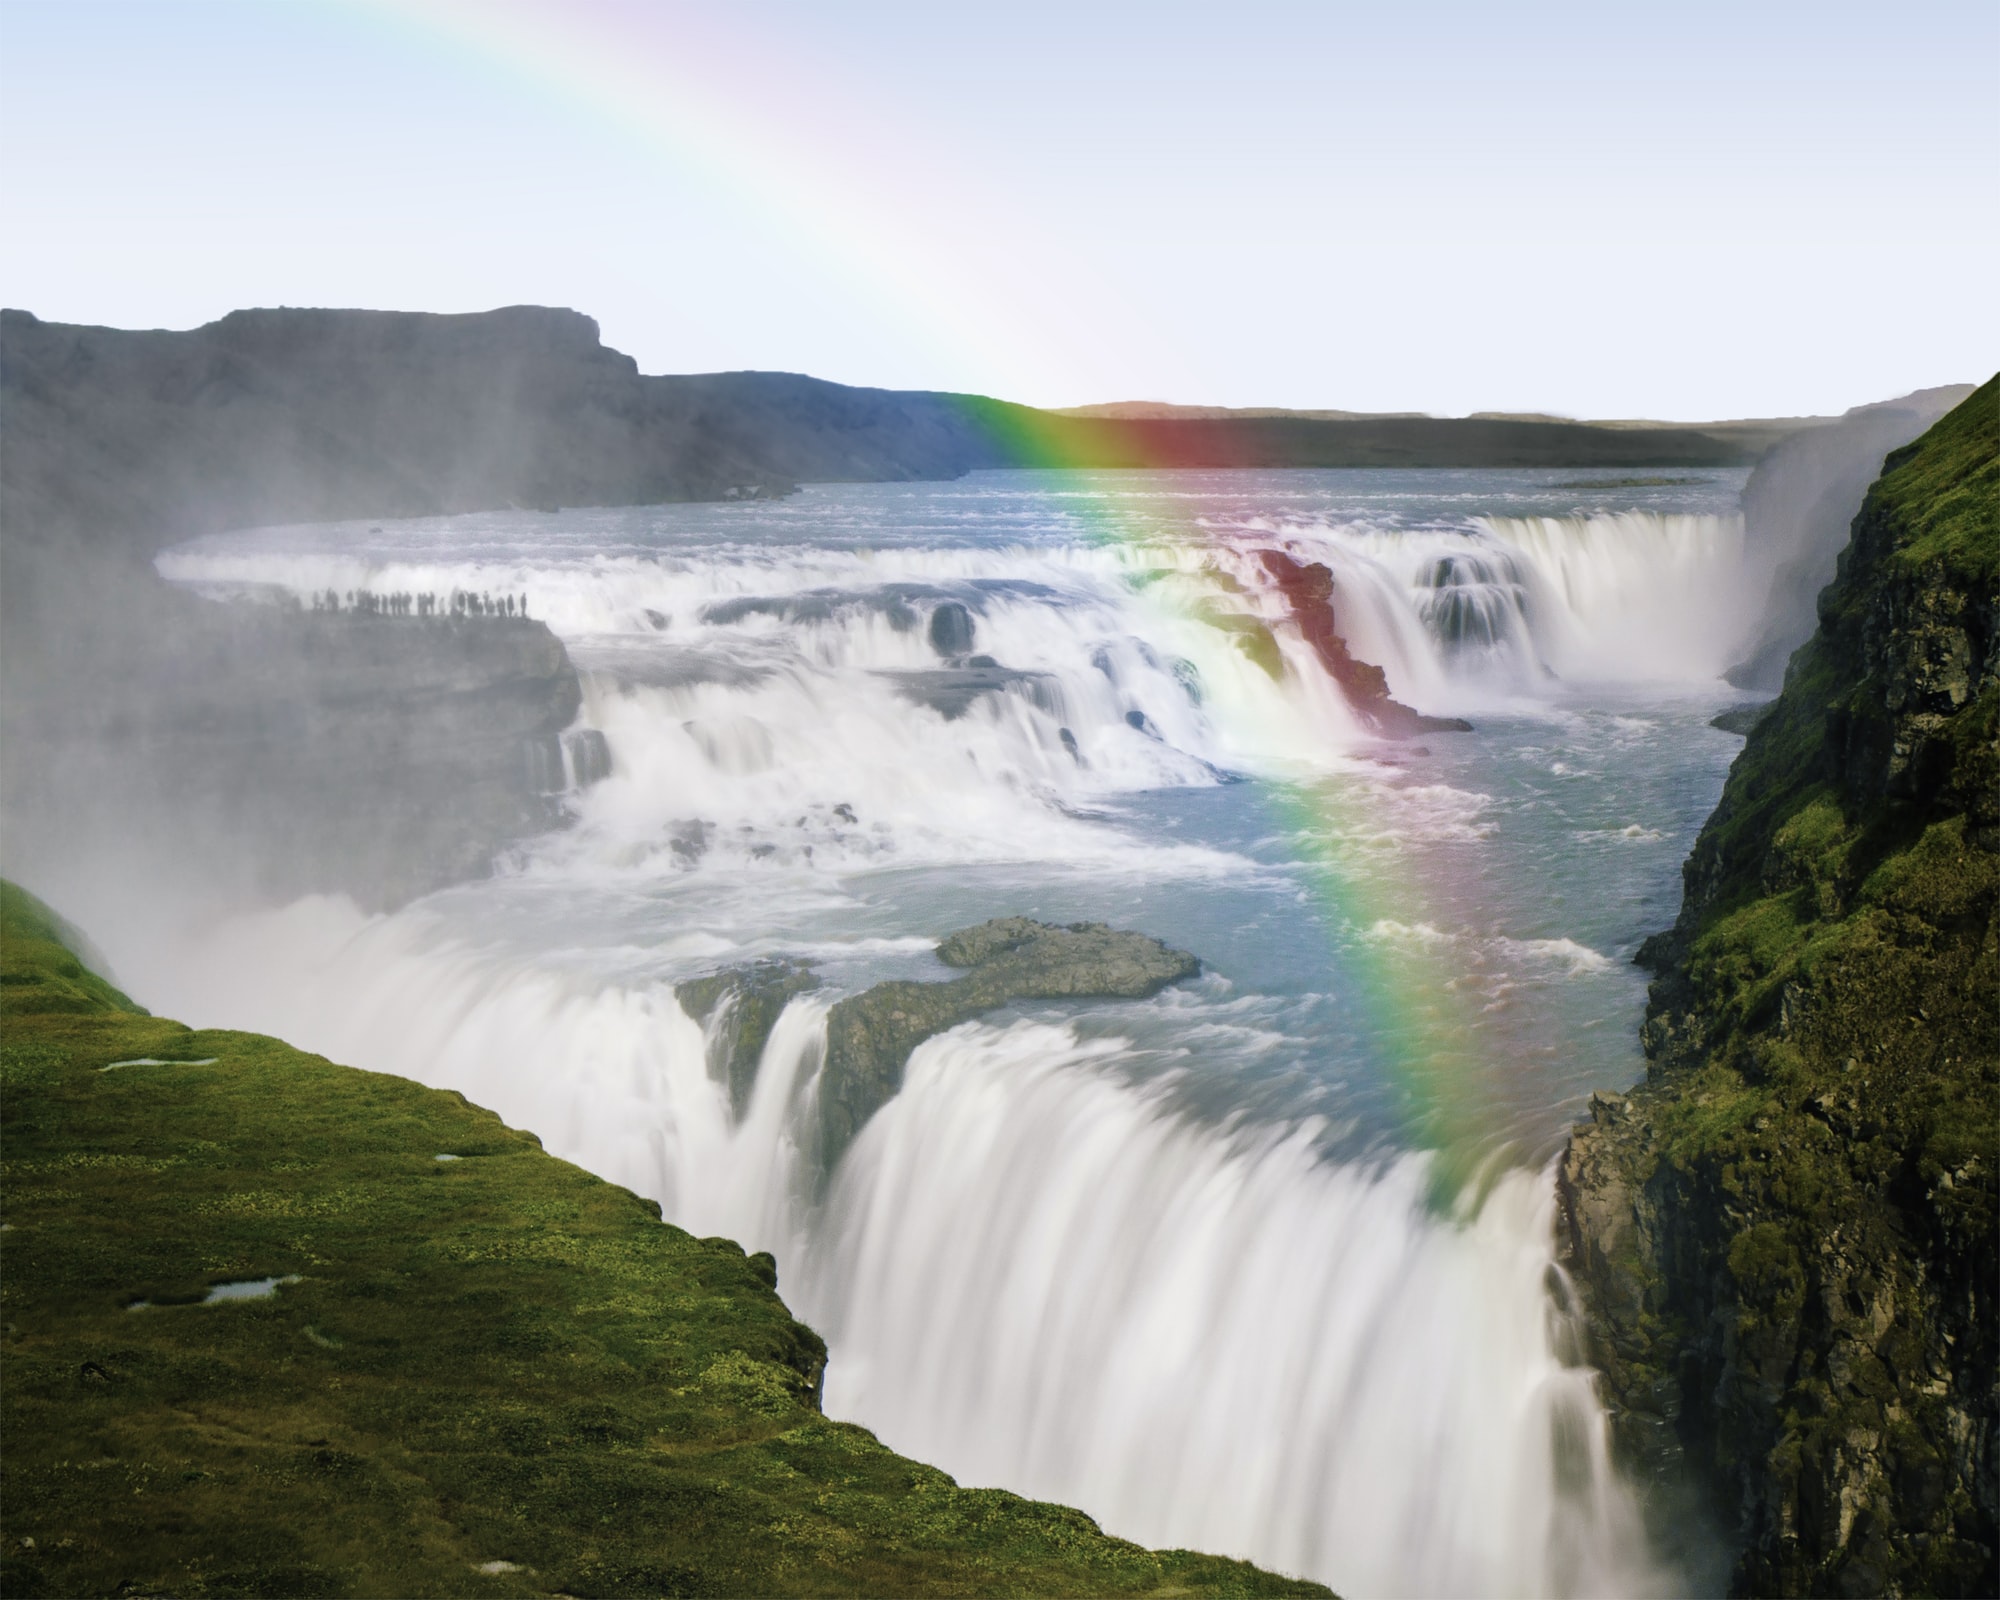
[{"left": 123, "top": 466, "right": 1758, "bottom": 1596}]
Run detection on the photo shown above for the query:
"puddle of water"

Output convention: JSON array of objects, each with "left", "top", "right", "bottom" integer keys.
[
  {"left": 128, "top": 1274, "right": 301, "bottom": 1310},
  {"left": 205, "top": 1275, "right": 300, "bottom": 1302},
  {"left": 434, "top": 1153, "right": 464, "bottom": 1162},
  {"left": 100, "top": 1058, "right": 219, "bottom": 1071}
]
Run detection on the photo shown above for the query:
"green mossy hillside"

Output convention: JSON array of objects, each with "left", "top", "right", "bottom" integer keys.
[
  {"left": 1560, "top": 379, "right": 1998, "bottom": 1597},
  {"left": 0, "top": 882, "right": 145, "bottom": 1016},
  {"left": 0, "top": 885, "right": 1329, "bottom": 1599}
]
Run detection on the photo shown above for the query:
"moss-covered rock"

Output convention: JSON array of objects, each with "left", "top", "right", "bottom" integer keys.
[
  {"left": 817, "top": 919, "right": 1200, "bottom": 1168},
  {"left": 1559, "top": 380, "right": 1998, "bottom": 1596},
  {"left": 0, "top": 884, "right": 1327, "bottom": 1598}
]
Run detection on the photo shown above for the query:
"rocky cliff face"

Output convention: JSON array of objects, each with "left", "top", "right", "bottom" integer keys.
[
  {"left": 2, "top": 593, "right": 583, "bottom": 913},
  {"left": 1257, "top": 550, "right": 1473, "bottom": 738},
  {"left": 1558, "top": 381, "right": 1997, "bottom": 1596}
]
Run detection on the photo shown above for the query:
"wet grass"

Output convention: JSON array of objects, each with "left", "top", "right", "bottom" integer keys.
[{"left": 1, "top": 884, "right": 1330, "bottom": 1599}]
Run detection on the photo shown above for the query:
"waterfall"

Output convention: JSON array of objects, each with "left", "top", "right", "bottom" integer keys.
[
  {"left": 113, "top": 896, "right": 1667, "bottom": 1598},
  {"left": 118, "top": 478, "right": 1754, "bottom": 1597},
  {"left": 1222, "top": 510, "right": 1751, "bottom": 702},
  {"left": 805, "top": 1020, "right": 1665, "bottom": 1598},
  {"left": 1474, "top": 513, "right": 1751, "bottom": 683},
  {"left": 157, "top": 502, "right": 1752, "bottom": 771}
]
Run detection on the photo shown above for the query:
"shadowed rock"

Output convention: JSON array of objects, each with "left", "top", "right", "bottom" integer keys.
[
  {"left": 1707, "top": 702, "right": 1774, "bottom": 737},
  {"left": 818, "top": 918, "right": 1199, "bottom": 1168},
  {"left": 563, "top": 727, "right": 613, "bottom": 787},
  {"left": 928, "top": 601, "right": 976, "bottom": 656},
  {"left": 880, "top": 665, "right": 1061, "bottom": 721},
  {"left": 1, "top": 597, "right": 584, "bottom": 911}
]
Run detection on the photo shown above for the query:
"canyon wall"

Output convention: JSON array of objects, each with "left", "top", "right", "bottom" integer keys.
[{"left": 1559, "top": 380, "right": 1998, "bottom": 1596}]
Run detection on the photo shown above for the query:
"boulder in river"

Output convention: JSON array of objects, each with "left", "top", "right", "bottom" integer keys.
[
  {"left": 928, "top": 601, "right": 976, "bottom": 657},
  {"left": 817, "top": 918, "right": 1199, "bottom": 1169}
]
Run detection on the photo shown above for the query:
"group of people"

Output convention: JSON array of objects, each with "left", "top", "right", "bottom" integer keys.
[{"left": 307, "top": 589, "right": 530, "bottom": 620}]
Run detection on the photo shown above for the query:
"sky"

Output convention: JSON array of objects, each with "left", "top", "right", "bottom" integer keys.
[{"left": 2, "top": 0, "right": 1994, "bottom": 418}]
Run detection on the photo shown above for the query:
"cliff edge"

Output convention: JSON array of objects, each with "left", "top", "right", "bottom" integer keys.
[
  {"left": 0, "top": 881, "right": 1328, "bottom": 1598},
  {"left": 1558, "top": 380, "right": 1997, "bottom": 1595}
]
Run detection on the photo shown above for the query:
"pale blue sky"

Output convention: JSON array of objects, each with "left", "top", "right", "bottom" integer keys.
[{"left": 3, "top": 0, "right": 1993, "bottom": 417}]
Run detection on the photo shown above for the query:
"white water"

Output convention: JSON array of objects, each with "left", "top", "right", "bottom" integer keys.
[{"left": 113, "top": 469, "right": 1762, "bottom": 1596}]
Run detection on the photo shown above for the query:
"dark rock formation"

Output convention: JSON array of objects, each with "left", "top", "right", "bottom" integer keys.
[
  {"left": 1558, "top": 380, "right": 1998, "bottom": 1596},
  {"left": 1709, "top": 702, "right": 1776, "bottom": 737},
  {"left": 817, "top": 918, "right": 1200, "bottom": 1167},
  {"left": 928, "top": 600, "right": 976, "bottom": 657},
  {"left": 1258, "top": 550, "right": 1473, "bottom": 737},
  {"left": 1728, "top": 386, "right": 1974, "bottom": 690},
  {"left": 677, "top": 959, "right": 822, "bottom": 1120}
]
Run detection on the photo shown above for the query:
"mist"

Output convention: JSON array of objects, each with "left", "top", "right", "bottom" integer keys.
[{"left": 1724, "top": 384, "right": 1976, "bottom": 687}]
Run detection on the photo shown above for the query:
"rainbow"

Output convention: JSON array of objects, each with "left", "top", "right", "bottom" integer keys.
[
  {"left": 353, "top": 0, "right": 1063, "bottom": 399},
  {"left": 939, "top": 414, "right": 1511, "bottom": 1193},
  {"left": 352, "top": 0, "right": 1507, "bottom": 1193}
]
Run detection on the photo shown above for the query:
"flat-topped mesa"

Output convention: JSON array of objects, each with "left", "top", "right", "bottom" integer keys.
[
  {"left": 1259, "top": 550, "right": 1473, "bottom": 738},
  {"left": 817, "top": 919, "right": 1200, "bottom": 1168}
]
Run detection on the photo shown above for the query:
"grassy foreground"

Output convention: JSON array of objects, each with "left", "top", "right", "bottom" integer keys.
[{"left": 0, "top": 883, "right": 1328, "bottom": 1599}]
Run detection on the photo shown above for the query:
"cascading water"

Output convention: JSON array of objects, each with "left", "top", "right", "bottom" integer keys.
[
  {"left": 1474, "top": 512, "right": 1751, "bottom": 682},
  {"left": 807, "top": 1024, "right": 1660, "bottom": 1598},
  {"left": 115, "top": 467, "right": 1760, "bottom": 1596}
]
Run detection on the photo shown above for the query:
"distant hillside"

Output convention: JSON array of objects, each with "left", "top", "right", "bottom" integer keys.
[
  {"left": 1010, "top": 409, "right": 1769, "bottom": 471},
  {"left": 4, "top": 304, "right": 1805, "bottom": 582},
  {"left": 1057, "top": 398, "right": 1825, "bottom": 458},
  {"left": 1053, "top": 401, "right": 1431, "bottom": 422},
  {"left": 0, "top": 306, "right": 1011, "bottom": 566}
]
